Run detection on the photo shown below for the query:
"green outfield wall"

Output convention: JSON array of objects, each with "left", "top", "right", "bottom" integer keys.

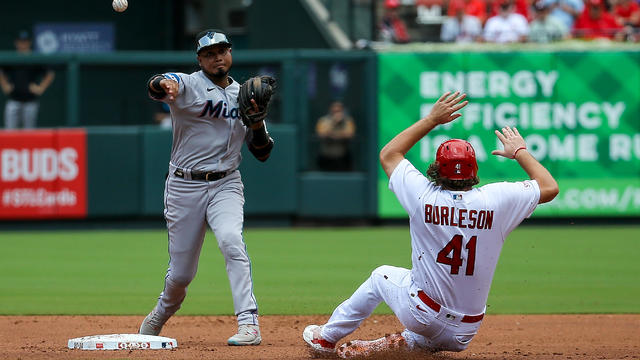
[
  {"left": 84, "top": 125, "right": 298, "bottom": 217},
  {"left": 378, "top": 51, "right": 640, "bottom": 218}
]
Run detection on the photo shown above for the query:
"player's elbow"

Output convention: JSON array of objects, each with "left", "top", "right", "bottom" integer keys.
[
  {"left": 538, "top": 181, "right": 559, "bottom": 204},
  {"left": 379, "top": 147, "right": 404, "bottom": 178},
  {"left": 255, "top": 153, "right": 270, "bottom": 162},
  {"left": 379, "top": 149, "right": 392, "bottom": 173},
  {"left": 379, "top": 144, "right": 393, "bottom": 166}
]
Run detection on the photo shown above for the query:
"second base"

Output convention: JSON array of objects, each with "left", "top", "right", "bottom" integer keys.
[{"left": 68, "top": 333, "right": 177, "bottom": 350}]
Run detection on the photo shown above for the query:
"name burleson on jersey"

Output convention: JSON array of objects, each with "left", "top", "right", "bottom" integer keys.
[
  {"left": 424, "top": 204, "right": 494, "bottom": 230},
  {"left": 199, "top": 100, "right": 240, "bottom": 119}
]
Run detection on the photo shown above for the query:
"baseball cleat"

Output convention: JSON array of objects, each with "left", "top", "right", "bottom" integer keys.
[
  {"left": 303, "top": 325, "right": 336, "bottom": 354},
  {"left": 228, "top": 324, "right": 261, "bottom": 346},
  {"left": 138, "top": 310, "right": 168, "bottom": 336},
  {"left": 337, "top": 333, "right": 406, "bottom": 358}
]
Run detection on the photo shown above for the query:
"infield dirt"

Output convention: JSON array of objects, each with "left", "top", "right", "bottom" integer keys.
[{"left": 0, "top": 315, "right": 638, "bottom": 359}]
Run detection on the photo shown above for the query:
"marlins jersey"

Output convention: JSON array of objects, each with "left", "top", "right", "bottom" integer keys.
[
  {"left": 159, "top": 71, "right": 248, "bottom": 172},
  {"left": 389, "top": 159, "right": 540, "bottom": 315}
]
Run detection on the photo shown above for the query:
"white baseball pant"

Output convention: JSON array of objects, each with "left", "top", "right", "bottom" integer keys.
[{"left": 320, "top": 265, "right": 482, "bottom": 352}]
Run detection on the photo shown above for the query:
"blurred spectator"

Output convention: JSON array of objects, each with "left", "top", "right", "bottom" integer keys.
[
  {"left": 483, "top": 0, "right": 530, "bottom": 42},
  {"left": 543, "top": 0, "right": 584, "bottom": 30},
  {"left": 441, "top": 0, "right": 484, "bottom": 42},
  {"left": 416, "top": 0, "right": 445, "bottom": 24},
  {"left": 380, "top": 0, "right": 411, "bottom": 43},
  {"left": 612, "top": 0, "right": 640, "bottom": 27},
  {"left": 489, "top": 0, "right": 532, "bottom": 20},
  {"left": 0, "top": 30, "right": 55, "bottom": 129},
  {"left": 573, "top": 0, "right": 624, "bottom": 39},
  {"left": 154, "top": 102, "right": 172, "bottom": 129},
  {"left": 446, "top": 0, "right": 488, "bottom": 24},
  {"left": 529, "top": 1, "right": 569, "bottom": 42},
  {"left": 315, "top": 101, "right": 356, "bottom": 172}
]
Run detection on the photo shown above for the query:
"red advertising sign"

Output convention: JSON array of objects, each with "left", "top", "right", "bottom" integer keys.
[{"left": 0, "top": 129, "right": 87, "bottom": 219}]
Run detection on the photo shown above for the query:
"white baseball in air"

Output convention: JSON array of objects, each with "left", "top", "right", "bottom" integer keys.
[{"left": 112, "top": 0, "right": 128, "bottom": 12}]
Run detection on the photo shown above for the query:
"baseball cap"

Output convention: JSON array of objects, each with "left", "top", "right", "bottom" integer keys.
[
  {"left": 196, "top": 29, "right": 231, "bottom": 53},
  {"left": 16, "top": 30, "right": 31, "bottom": 41},
  {"left": 436, "top": 139, "right": 478, "bottom": 180}
]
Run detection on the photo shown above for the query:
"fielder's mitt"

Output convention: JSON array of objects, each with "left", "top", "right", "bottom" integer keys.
[{"left": 238, "top": 75, "right": 276, "bottom": 127}]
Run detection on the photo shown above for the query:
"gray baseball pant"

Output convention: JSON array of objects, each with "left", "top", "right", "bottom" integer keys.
[{"left": 153, "top": 169, "right": 259, "bottom": 325}]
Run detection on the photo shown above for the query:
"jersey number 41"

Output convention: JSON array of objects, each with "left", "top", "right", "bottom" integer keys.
[{"left": 436, "top": 235, "right": 477, "bottom": 276}]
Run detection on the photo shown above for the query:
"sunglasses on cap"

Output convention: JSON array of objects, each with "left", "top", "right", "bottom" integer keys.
[{"left": 196, "top": 31, "right": 231, "bottom": 53}]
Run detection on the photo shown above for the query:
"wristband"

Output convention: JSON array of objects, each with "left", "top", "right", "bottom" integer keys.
[
  {"left": 150, "top": 76, "right": 164, "bottom": 92},
  {"left": 250, "top": 125, "right": 270, "bottom": 147},
  {"left": 513, "top": 146, "right": 527, "bottom": 159},
  {"left": 147, "top": 75, "right": 167, "bottom": 100}
]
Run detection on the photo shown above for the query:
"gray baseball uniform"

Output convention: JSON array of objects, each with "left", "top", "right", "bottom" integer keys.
[{"left": 150, "top": 70, "right": 259, "bottom": 326}]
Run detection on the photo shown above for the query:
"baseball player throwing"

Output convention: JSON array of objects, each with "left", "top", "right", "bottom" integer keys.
[
  {"left": 303, "top": 91, "right": 559, "bottom": 357},
  {"left": 139, "top": 29, "right": 274, "bottom": 346}
]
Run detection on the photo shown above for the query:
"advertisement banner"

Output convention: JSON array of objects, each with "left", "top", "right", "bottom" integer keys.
[
  {"left": 378, "top": 51, "right": 640, "bottom": 217},
  {"left": 0, "top": 129, "right": 87, "bottom": 219},
  {"left": 33, "top": 23, "right": 115, "bottom": 54}
]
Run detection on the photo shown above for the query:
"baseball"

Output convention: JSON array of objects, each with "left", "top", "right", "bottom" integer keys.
[{"left": 112, "top": 0, "right": 128, "bottom": 12}]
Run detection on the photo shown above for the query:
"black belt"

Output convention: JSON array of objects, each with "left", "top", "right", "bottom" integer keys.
[{"left": 173, "top": 168, "right": 229, "bottom": 181}]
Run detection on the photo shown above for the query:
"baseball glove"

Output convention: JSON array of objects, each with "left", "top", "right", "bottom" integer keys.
[{"left": 238, "top": 75, "right": 276, "bottom": 127}]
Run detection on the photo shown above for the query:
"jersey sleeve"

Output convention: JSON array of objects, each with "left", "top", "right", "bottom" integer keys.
[
  {"left": 484, "top": 180, "right": 540, "bottom": 235},
  {"left": 157, "top": 72, "right": 187, "bottom": 105},
  {"left": 389, "top": 159, "right": 433, "bottom": 217}
]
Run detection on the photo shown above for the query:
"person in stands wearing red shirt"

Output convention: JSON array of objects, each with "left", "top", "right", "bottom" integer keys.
[
  {"left": 612, "top": 0, "right": 640, "bottom": 27},
  {"left": 447, "top": 0, "right": 488, "bottom": 24},
  {"left": 381, "top": 0, "right": 411, "bottom": 43},
  {"left": 573, "top": 0, "right": 624, "bottom": 39}
]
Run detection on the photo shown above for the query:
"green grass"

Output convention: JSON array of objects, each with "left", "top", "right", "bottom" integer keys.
[{"left": 0, "top": 226, "right": 638, "bottom": 315}]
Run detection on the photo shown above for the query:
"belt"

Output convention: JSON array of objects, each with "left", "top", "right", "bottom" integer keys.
[
  {"left": 173, "top": 168, "right": 229, "bottom": 181},
  {"left": 417, "top": 291, "right": 484, "bottom": 323}
]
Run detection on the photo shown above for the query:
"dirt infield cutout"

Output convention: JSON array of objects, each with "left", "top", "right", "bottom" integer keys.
[{"left": 1, "top": 314, "right": 638, "bottom": 359}]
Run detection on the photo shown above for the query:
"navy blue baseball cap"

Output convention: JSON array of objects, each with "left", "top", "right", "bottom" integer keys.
[{"left": 196, "top": 29, "right": 231, "bottom": 53}]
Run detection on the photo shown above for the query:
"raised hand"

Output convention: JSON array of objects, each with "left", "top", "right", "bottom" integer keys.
[
  {"left": 427, "top": 91, "right": 468, "bottom": 125},
  {"left": 492, "top": 126, "right": 527, "bottom": 159}
]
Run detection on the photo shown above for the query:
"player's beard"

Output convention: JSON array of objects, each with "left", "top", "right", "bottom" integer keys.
[{"left": 202, "top": 66, "right": 229, "bottom": 81}]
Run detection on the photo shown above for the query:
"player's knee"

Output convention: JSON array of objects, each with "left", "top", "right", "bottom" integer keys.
[
  {"left": 167, "top": 274, "right": 193, "bottom": 288},
  {"left": 217, "top": 232, "right": 246, "bottom": 258},
  {"left": 371, "top": 265, "right": 394, "bottom": 277}
]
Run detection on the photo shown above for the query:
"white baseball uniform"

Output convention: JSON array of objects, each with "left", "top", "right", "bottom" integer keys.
[
  {"left": 320, "top": 159, "right": 540, "bottom": 351},
  {"left": 148, "top": 70, "right": 259, "bottom": 326}
]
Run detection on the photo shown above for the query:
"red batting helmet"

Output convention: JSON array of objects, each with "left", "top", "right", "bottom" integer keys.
[{"left": 436, "top": 139, "right": 478, "bottom": 180}]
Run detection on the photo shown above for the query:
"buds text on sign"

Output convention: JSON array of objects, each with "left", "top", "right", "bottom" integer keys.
[
  {"left": 1, "top": 148, "right": 79, "bottom": 182},
  {"left": 0, "top": 130, "right": 87, "bottom": 219}
]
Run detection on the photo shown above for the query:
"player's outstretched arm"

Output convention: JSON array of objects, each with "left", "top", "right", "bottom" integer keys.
[
  {"left": 492, "top": 126, "right": 559, "bottom": 203},
  {"left": 379, "top": 91, "right": 468, "bottom": 178},
  {"left": 148, "top": 75, "right": 179, "bottom": 102}
]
